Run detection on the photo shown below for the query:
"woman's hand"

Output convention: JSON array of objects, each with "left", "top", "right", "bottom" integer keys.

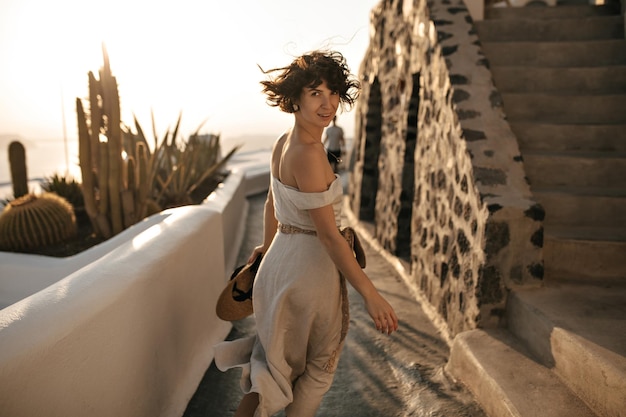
[
  {"left": 364, "top": 292, "right": 399, "bottom": 335},
  {"left": 248, "top": 245, "right": 265, "bottom": 264}
]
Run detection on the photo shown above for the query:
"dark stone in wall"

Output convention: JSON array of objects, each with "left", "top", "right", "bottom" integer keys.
[
  {"left": 478, "top": 266, "right": 503, "bottom": 304},
  {"left": 440, "top": 298, "right": 448, "bottom": 321},
  {"left": 448, "top": 7, "right": 467, "bottom": 14},
  {"left": 464, "top": 269, "right": 474, "bottom": 291},
  {"left": 510, "top": 265, "right": 523, "bottom": 284},
  {"left": 528, "top": 262, "right": 544, "bottom": 279},
  {"left": 462, "top": 129, "right": 486, "bottom": 142},
  {"left": 485, "top": 221, "right": 510, "bottom": 256},
  {"left": 441, "top": 262, "right": 449, "bottom": 287},
  {"left": 454, "top": 197, "right": 463, "bottom": 216},
  {"left": 463, "top": 202, "right": 472, "bottom": 221},
  {"left": 475, "top": 167, "right": 506, "bottom": 186},
  {"left": 477, "top": 57, "right": 489, "bottom": 68},
  {"left": 457, "top": 109, "right": 481, "bottom": 120},
  {"left": 489, "top": 90, "right": 503, "bottom": 108},
  {"left": 452, "top": 89, "right": 470, "bottom": 103},
  {"left": 531, "top": 227, "right": 544, "bottom": 248},
  {"left": 436, "top": 169, "right": 446, "bottom": 189},
  {"left": 457, "top": 230, "right": 470, "bottom": 254},
  {"left": 434, "top": 19, "right": 453, "bottom": 26},
  {"left": 441, "top": 44, "right": 458, "bottom": 55},
  {"left": 460, "top": 174, "right": 468, "bottom": 194},
  {"left": 437, "top": 31, "right": 453, "bottom": 42},
  {"left": 451, "top": 251, "right": 460, "bottom": 278},
  {"left": 487, "top": 203, "right": 502, "bottom": 213},
  {"left": 524, "top": 203, "right": 545, "bottom": 221},
  {"left": 442, "top": 235, "right": 450, "bottom": 253}
]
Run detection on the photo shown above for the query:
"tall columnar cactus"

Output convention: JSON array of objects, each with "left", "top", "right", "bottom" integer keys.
[
  {"left": 77, "top": 45, "right": 151, "bottom": 239},
  {"left": 0, "top": 192, "right": 77, "bottom": 252},
  {"left": 8, "top": 141, "right": 28, "bottom": 198}
]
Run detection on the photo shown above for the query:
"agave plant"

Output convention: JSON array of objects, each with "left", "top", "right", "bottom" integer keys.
[{"left": 124, "top": 112, "right": 239, "bottom": 209}]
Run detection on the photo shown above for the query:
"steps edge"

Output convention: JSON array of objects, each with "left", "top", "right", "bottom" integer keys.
[
  {"left": 507, "top": 289, "right": 626, "bottom": 417},
  {"left": 446, "top": 329, "right": 597, "bottom": 417}
]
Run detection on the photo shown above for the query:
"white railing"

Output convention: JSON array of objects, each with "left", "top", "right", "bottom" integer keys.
[{"left": 0, "top": 155, "right": 270, "bottom": 417}]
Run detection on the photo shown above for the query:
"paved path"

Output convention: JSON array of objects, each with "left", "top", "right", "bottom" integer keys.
[{"left": 183, "top": 191, "right": 487, "bottom": 417}]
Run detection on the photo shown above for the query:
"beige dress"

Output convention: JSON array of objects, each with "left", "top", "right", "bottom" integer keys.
[{"left": 214, "top": 174, "right": 347, "bottom": 417}]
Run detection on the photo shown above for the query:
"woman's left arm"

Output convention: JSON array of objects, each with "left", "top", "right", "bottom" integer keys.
[{"left": 296, "top": 150, "right": 398, "bottom": 335}]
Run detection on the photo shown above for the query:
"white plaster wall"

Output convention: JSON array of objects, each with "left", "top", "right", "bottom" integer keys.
[
  {"left": 0, "top": 164, "right": 268, "bottom": 417},
  {"left": 0, "top": 212, "right": 176, "bottom": 310}
]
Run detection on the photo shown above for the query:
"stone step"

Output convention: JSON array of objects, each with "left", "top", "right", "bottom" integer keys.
[
  {"left": 511, "top": 122, "right": 626, "bottom": 152},
  {"left": 490, "top": 66, "right": 626, "bottom": 94},
  {"left": 476, "top": 16, "right": 623, "bottom": 42},
  {"left": 506, "top": 284, "right": 626, "bottom": 417},
  {"left": 501, "top": 93, "right": 626, "bottom": 124},
  {"left": 544, "top": 225, "right": 626, "bottom": 282},
  {"left": 522, "top": 150, "right": 626, "bottom": 189},
  {"left": 533, "top": 186, "right": 626, "bottom": 228},
  {"left": 446, "top": 329, "right": 598, "bottom": 417},
  {"left": 485, "top": 4, "right": 621, "bottom": 20},
  {"left": 481, "top": 39, "right": 626, "bottom": 67}
]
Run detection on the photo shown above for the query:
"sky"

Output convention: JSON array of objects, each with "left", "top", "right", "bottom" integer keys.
[{"left": 0, "top": 0, "right": 381, "bottom": 153}]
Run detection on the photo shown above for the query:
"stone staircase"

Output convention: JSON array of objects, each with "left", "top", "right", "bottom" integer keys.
[{"left": 446, "top": 3, "right": 626, "bottom": 417}]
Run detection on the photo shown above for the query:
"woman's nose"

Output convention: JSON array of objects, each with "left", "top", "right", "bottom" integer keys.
[{"left": 321, "top": 94, "right": 334, "bottom": 108}]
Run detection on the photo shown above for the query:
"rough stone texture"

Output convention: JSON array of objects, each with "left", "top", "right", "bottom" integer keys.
[{"left": 349, "top": 0, "right": 543, "bottom": 336}]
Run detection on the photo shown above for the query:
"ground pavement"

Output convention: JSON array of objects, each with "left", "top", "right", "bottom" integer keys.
[{"left": 183, "top": 190, "right": 487, "bottom": 417}]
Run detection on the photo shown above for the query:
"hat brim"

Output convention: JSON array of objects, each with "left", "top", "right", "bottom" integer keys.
[{"left": 215, "top": 254, "right": 262, "bottom": 321}]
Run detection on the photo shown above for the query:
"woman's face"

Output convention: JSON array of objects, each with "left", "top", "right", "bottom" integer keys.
[{"left": 295, "top": 80, "right": 340, "bottom": 129}]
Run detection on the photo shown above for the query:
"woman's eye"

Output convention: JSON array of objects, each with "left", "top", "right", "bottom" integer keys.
[{"left": 331, "top": 91, "right": 339, "bottom": 95}]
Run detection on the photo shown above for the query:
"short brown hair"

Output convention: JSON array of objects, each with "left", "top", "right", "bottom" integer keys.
[{"left": 260, "top": 50, "right": 360, "bottom": 113}]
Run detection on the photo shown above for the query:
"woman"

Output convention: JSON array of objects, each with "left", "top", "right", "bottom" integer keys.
[{"left": 214, "top": 50, "right": 398, "bottom": 417}]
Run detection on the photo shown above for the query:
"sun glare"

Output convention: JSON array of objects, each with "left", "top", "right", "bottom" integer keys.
[{"left": 0, "top": 0, "right": 378, "bottom": 185}]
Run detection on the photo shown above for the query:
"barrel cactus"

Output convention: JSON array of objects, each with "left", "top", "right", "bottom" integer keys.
[{"left": 0, "top": 192, "right": 77, "bottom": 252}]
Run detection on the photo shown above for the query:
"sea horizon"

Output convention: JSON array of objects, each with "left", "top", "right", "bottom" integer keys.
[
  {"left": 0, "top": 133, "right": 353, "bottom": 200},
  {"left": 0, "top": 133, "right": 277, "bottom": 199}
]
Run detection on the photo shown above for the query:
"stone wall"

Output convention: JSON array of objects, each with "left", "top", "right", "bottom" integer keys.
[{"left": 349, "top": 0, "right": 544, "bottom": 336}]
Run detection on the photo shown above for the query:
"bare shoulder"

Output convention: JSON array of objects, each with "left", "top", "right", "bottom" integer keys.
[{"left": 291, "top": 143, "right": 334, "bottom": 193}]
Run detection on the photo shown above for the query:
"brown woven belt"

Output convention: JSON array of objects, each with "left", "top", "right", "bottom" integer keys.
[{"left": 278, "top": 223, "right": 322, "bottom": 236}]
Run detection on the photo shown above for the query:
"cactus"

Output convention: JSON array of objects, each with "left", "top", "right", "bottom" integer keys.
[
  {"left": 40, "top": 173, "right": 87, "bottom": 225},
  {"left": 76, "top": 45, "right": 239, "bottom": 240},
  {"left": 40, "top": 174, "right": 85, "bottom": 209},
  {"left": 8, "top": 141, "right": 28, "bottom": 198},
  {"left": 0, "top": 192, "right": 77, "bottom": 252},
  {"left": 77, "top": 44, "right": 147, "bottom": 239}
]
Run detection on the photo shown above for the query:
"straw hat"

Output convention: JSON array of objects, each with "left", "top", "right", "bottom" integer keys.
[{"left": 216, "top": 254, "right": 263, "bottom": 321}]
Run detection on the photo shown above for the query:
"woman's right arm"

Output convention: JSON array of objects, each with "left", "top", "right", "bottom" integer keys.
[
  {"left": 248, "top": 188, "right": 277, "bottom": 263},
  {"left": 248, "top": 134, "right": 285, "bottom": 263}
]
